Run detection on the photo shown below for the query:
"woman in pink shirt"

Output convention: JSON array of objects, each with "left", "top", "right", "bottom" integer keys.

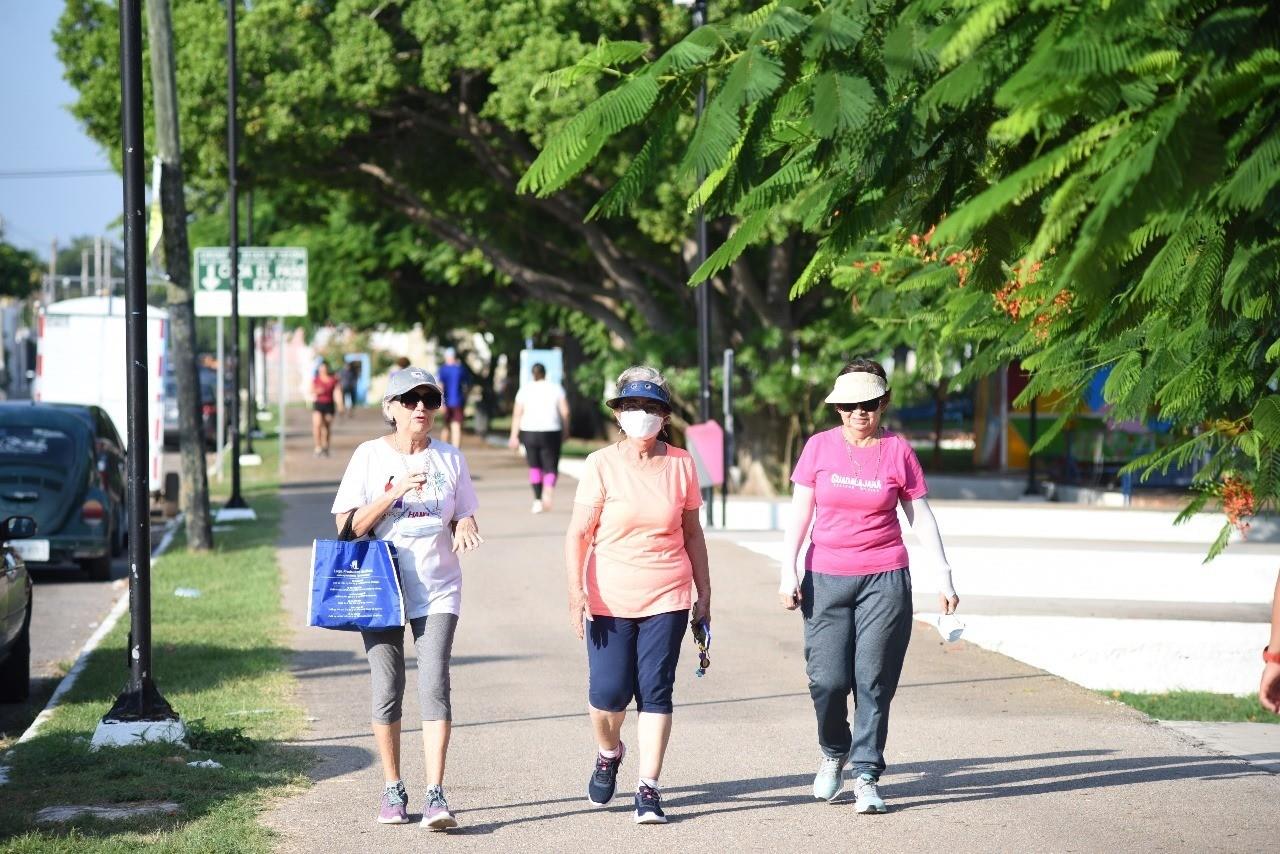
[
  {"left": 564, "top": 366, "right": 711, "bottom": 825},
  {"left": 779, "top": 358, "right": 960, "bottom": 814}
]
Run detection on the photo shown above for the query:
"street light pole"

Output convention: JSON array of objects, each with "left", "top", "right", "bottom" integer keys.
[
  {"left": 224, "top": 0, "right": 248, "bottom": 509},
  {"left": 244, "top": 190, "right": 255, "bottom": 456},
  {"left": 677, "top": 0, "right": 714, "bottom": 523},
  {"left": 98, "top": 0, "right": 177, "bottom": 736}
]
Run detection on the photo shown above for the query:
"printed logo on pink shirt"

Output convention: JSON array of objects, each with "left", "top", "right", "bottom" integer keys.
[{"left": 829, "top": 473, "right": 882, "bottom": 492}]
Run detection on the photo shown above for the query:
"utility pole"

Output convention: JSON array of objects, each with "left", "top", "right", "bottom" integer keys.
[
  {"left": 95, "top": 0, "right": 182, "bottom": 748},
  {"left": 224, "top": 0, "right": 250, "bottom": 512},
  {"left": 47, "top": 240, "right": 56, "bottom": 305},
  {"left": 676, "top": 0, "right": 714, "bottom": 523},
  {"left": 147, "top": 0, "right": 212, "bottom": 549},
  {"left": 81, "top": 247, "right": 89, "bottom": 297},
  {"left": 244, "top": 190, "right": 255, "bottom": 455}
]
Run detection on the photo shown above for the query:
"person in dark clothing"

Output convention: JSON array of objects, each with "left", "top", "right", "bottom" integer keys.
[{"left": 341, "top": 359, "right": 361, "bottom": 416}]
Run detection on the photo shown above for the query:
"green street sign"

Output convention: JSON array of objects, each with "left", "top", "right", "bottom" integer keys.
[{"left": 193, "top": 246, "right": 308, "bottom": 317}]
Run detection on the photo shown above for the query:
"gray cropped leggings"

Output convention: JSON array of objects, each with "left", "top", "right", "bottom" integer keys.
[{"left": 361, "top": 613, "right": 459, "bottom": 724}]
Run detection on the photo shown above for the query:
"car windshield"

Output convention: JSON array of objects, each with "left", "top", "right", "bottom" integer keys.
[{"left": 0, "top": 425, "right": 75, "bottom": 465}]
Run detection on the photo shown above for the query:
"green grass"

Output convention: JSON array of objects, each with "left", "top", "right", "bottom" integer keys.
[
  {"left": 0, "top": 432, "right": 312, "bottom": 851},
  {"left": 1107, "top": 690, "right": 1277, "bottom": 723}
]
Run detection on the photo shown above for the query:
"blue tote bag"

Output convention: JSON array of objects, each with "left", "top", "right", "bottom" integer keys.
[{"left": 308, "top": 510, "right": 406, "bottom": 632}]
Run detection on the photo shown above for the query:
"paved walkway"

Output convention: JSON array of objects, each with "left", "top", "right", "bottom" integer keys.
[{"left": 264, "top": 408, "right": 1279, "bottom": 852}]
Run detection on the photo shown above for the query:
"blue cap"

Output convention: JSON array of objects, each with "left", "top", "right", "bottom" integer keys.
[{"left": 606, "top": 380, "right": 671, "bottom": 409}]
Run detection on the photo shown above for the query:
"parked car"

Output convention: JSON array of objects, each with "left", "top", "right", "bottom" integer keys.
[
  {"left": 163, "top": 367, "right": 223, "bottom": 448},
  {"left": 0, "top": 403, "right": 127, "bottom": 581},
  {"left": 0, "top": 515, "right": 36, "bottom": 702}
]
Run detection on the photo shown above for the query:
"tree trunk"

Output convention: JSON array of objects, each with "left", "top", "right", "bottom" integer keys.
[
  {"left": 560, "top": 332, "right": 603, "bottom": 440},
  {"left": 932, "top": 378, "right": 949, "bottom": 470},
  {"left": 147, "top": 0, "right": 212, "bottom": 549}
]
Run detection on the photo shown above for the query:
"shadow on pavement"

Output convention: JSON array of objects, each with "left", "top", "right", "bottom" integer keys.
[{"left": 448, "top": 748, "right": 1270, "bottom": 834}]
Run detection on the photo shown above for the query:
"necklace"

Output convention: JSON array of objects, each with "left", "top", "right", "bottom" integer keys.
[
  {"left": 394, "top": 434, "right": 440, "bottom": 511},
  {"left": 843, "top": 427, "right": 882, "bottom": 484}
]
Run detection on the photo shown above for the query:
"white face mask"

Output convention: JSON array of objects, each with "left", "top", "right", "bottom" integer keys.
[{"left": 618, "top": 410, "right": 663, "bottom": 440}]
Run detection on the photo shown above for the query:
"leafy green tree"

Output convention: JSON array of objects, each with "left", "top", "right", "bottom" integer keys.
[
  {"left": 526, "top": 0, "right": 1280, "bottom": 548},
  {"left": 54, "top": 0, "right": 916, "bottom": 479},
  {"left": 0, "top": 233, "right": 40, "bottom": 298}
]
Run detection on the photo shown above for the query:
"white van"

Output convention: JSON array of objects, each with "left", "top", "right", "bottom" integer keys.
[{"left": 34, "top": 297, "right": 167, "bottom": 493}]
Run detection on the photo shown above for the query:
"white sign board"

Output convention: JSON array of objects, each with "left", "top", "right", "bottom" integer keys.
[{"left": 194, "top": 246, "right": 308, "bottom": 317}]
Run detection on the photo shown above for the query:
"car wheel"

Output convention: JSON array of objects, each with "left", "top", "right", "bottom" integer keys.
[
  {"left": 0, "top": 603, "right": 31, "bottom": 703},
  {"left": 81, "top": 553, "right": 113, "bottom": 582}
]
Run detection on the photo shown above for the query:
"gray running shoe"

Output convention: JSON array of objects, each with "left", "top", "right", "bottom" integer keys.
[
  {"left": 852, "top": 772, "right": 887, "bottom": 814},
  {"left": 812, "top": 750, "right": 850, "bottom": 802}
]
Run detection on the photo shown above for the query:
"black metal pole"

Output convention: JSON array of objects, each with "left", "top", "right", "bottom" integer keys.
[
  {"left": 691, "top": 0, "right": 713, "bottom": 525},
  {"left": 225, "top": 0, "right": 248, "bottom": 509},
  {"left": 1024, "top": 396, "right": 1039, "bottom": 495},
  {"left": 103, "top": 0, "right": 175, "bottom": 723},
  {"left": 722, "top": 347, "right": 733, "bottom": 525},
  {"left": 244, "top": 191, "right": 255, "bottom": 455}
]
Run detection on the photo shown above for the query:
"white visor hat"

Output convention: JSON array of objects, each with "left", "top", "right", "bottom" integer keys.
[{"left": 824, "top": 371, "right": 889, "bottom": 405}]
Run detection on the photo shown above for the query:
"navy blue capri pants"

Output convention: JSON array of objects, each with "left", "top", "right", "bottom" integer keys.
[{"left": 586, "top": 610, "right": 687, "bottom": 714}]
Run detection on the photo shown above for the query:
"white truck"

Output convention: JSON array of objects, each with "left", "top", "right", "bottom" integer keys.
[{"left": 34, "top": 296, "right": 167, "bottom": 493}]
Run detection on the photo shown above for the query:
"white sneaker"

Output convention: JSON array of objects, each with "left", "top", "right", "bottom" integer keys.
[
  {"left": 531, "top": 499, "right": 544, "bottom": 514},
  {"left": 852, "top": 772, "right": 887, "bottom": 814},
  {"left": 812, "top": 751, "right": 850, "bottom": 801}
]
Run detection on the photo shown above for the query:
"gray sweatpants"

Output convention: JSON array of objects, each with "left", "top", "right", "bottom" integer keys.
[
  {"left": 801, "top": 568, "right": 913, "bottom": 779},
  {"left": 361, "top": 613, "right": 459, "bottom": 724}
]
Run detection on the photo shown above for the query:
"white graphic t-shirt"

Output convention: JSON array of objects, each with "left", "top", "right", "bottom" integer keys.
[{"left": 331, "top": 436, "right": 478, "bottom": 618}]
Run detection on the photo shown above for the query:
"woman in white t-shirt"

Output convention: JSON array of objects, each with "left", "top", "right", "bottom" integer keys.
[
  {"left": 331, "top": 366, "right": 483, "bottom": 830},
  {"left": 507, "top": 362, "right": 570, "bottom": 514}
]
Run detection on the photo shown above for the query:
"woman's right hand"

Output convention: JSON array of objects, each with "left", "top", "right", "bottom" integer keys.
[
  {"left": 779, "top": 588, "right": 802, "bottom": 610},
  {"left": 507, "top": 435, "right": 520, "bottom": 450},
  {"left": 569, "top": 588, "right": 590, "bottom": 640},
  {"left": 391, "top": 471, "right": 427, "bottom": 499}
]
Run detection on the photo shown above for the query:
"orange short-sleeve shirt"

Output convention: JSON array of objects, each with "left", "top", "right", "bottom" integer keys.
[{"left": 574, "top": 443, "right": 703, "bottom": 618}]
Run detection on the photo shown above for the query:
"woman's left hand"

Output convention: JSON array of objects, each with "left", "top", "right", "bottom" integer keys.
[
  {"left": 692, "top": 597, "right": 710, "bottom": 625},
  {"left": 452, "top": 516, "right": 484, "bottom": 554},
  {"left": 938, "top": 592, "right": 959, "bottom": 615}
]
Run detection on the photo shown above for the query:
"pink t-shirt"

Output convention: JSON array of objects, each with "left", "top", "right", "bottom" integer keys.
[
  {"left": 574, "top": 443, "right": 703, "bottom": 618},
  {"left": 791, "top": 428, "right": 927, "bottom": 576}
]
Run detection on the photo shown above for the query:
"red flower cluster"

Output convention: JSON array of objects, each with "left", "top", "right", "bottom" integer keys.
[
  {"left": 994, "top": 260, "right": 1072, "bottom": 340},
  {"left": 1221, "top": 475, "right": 1255, "bottom": 534},
  {"left": 901, "top": 224, "right": 981, "bottom": 286}
]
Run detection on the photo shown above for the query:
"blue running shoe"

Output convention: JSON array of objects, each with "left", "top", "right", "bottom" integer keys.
[
  {"left": 633, "top": 783, "right": 667, "bottom": 824},
  {"left": 587, "top": 741, "right": 626, "bottom": 806}
]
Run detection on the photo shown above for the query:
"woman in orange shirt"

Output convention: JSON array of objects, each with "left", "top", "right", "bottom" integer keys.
[{"left": 564, "top": 366, "right": 711, "bottom": 825}]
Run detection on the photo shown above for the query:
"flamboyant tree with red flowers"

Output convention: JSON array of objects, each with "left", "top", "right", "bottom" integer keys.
[{"left": 524, "top": 0, "right": 1280, "bottom": 555}]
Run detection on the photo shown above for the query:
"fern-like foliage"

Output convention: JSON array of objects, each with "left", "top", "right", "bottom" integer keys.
[{"left": 521, "top": 0, "right": 1280, "bottom": 557}]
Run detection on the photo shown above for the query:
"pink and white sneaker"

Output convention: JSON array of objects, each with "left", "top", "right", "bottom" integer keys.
[
  {"left": 421, "top": 785, "right": 458, "bottom": 830},
  {"left": 377, "top": 783, "right": 409, "bottom": 824}
]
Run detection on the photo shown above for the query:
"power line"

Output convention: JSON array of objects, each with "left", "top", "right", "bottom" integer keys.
[{"left": 0, "top": 167, "right": 118, "bottom": 179}]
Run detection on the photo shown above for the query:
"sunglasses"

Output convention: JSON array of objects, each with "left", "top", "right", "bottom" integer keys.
[
  {"left": 616, "top": 399, "right": 669, "bottom": 416},
  {"left": 690, "top": 617, "right": 711, "bottom": 678},
  {"left": 398, "top": 390, "right": 442, "bottom": 410},
  {"left": 835, "top": 395, "right": 885, "bottom": 414}
]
